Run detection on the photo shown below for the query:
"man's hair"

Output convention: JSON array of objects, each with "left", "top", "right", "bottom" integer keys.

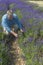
[{"left": 7, "top": 10, "right": 13, "bottom": 16}]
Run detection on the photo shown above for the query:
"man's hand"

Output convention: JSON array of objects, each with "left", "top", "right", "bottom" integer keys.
[
  {"left": 20, "top": 29, "right": 25, "bottom": 37},
  {"left": 13, "top": 33, "right": 18, "bottom": 37},
  {"left": 20, "top": 29, "right": 24, "bottom": 33},
  {"left": 11, "top": 31, "right": 18, "bottom": 37}
]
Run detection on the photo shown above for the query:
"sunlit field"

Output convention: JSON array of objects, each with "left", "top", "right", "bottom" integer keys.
[{"left": 0, "top": 0, "right": 43, "bottom": 65}]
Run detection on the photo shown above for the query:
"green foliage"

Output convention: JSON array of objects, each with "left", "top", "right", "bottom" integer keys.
[
  {"left": 0, "top": 2, "right": 43, "bottom": 65},
  {"left": 40, "top": 30, "right": 43, "bottom": 37},
  {"left": 2, "top": 50, "right": 10, "bottom": 65},
  {"left": 15, "top": 9, "right": 23, "bottom": 19}
]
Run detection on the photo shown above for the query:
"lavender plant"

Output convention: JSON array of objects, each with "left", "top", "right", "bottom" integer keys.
[{"left": 0, "top": 0, "right": 43, "bottom": 65}]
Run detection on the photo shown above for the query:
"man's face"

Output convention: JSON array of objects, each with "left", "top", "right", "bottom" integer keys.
[
  {"left": 7, "top": 14, "right": 13, "bottom": 20},
  {"left": 7, "top": 10, "right": 13, "bottom": 20}
]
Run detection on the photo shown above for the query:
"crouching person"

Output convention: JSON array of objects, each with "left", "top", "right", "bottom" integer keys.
[{"left": 1, "top": 10, "right": 24, "bottom": 41}]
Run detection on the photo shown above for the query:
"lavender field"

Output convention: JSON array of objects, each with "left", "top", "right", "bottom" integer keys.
[{"left": 0, "top": 0, "right": 43, "bottom": 65}]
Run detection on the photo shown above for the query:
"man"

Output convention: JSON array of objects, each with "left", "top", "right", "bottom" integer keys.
[{"left": 1, "top": 10, "right": 24, "bottom": 38}]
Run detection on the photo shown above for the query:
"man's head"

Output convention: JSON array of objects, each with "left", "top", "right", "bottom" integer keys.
[{"left": 7, "top": 10, "right": 13, "bottom": 20}]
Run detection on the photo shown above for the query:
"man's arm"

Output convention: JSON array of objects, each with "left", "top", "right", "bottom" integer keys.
[
  {"left": 10, "top": 31, "right": 18, "bottom": 37},
  {"left": 15, "top": 15, "right": 24, "bottom": 32}
]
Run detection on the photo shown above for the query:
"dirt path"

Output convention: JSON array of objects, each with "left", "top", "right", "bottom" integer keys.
[
  {"left": 6, "top": 38, "right": 26, "bottom": 65},
  {"left": 12, "top": 39, "right": 26, "bottom": 65},
  {"left": 26, "top": 1, "right": 43, "bottom": 7}
]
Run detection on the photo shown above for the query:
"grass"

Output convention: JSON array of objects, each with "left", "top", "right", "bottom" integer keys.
[{"left": 0, "top": 2, "right": 43, "bottom": 65}]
